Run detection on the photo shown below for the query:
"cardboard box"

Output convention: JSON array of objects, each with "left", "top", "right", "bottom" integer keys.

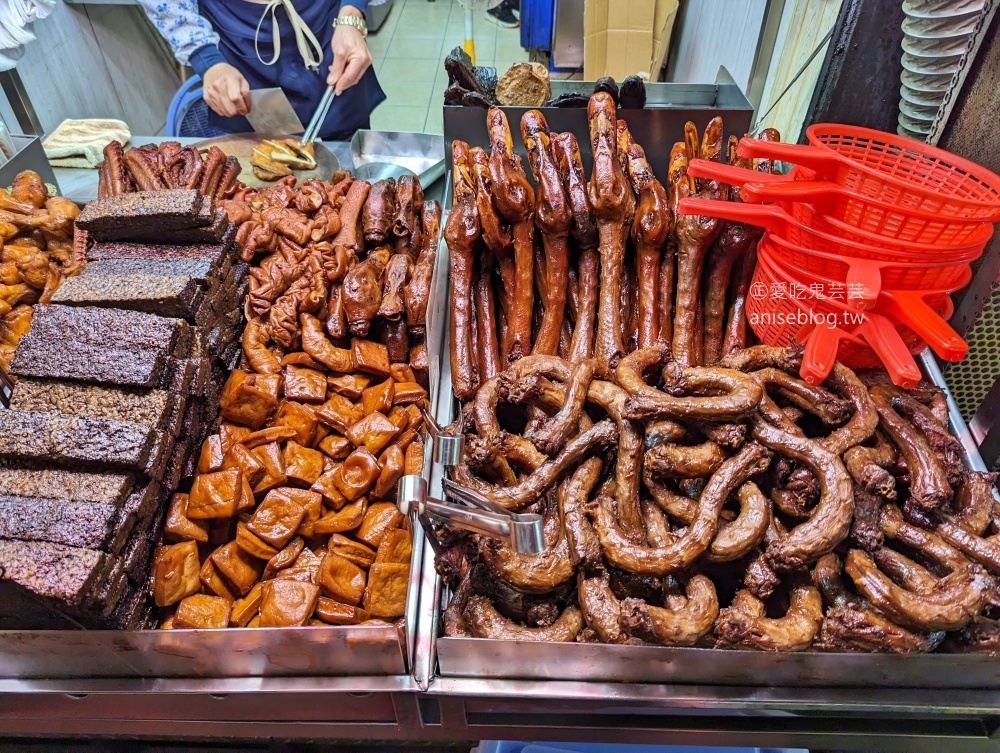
[{"left": 584, "top": 0, "right": 679, "bottom": 81}]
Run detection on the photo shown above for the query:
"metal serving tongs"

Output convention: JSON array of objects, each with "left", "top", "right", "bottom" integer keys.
[
  {"left": 300, "top": 85, "right": 335, "bottom": 145},
  {"left": 396, "top": 408, "right": 544, "bottom": 555}
]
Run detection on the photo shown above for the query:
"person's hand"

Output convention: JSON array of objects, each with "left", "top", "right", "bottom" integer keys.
[
  {"left": 203, "top": 62, "right": 252, "bottom": 118},
  {"left": 327, "top": 5, "right": 373, "bottom": 95}
]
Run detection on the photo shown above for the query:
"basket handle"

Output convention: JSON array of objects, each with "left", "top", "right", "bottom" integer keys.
[
  {"left": 854, "top": 315, "right": 922, "bottom": 389},
  {"left": 843, "top": 258, "right": 884, "bottom": 310},
  {"left": 796, "top": 324, "right": 855, "bottom": 384},
  {"left": 740, "top": 180, "right": 842, "bottom": 210},
  {"left": 878, "top": 290, "right": 969, "bottom": 362},
  {"left": 686, "top": 159, "right": 785, "bottom": 186},
  {"left": 736, "top": 137, "right": 840, "bottom": 174},
  {"left": 676, "top": 197, "right": 788, "bottom": 232}
]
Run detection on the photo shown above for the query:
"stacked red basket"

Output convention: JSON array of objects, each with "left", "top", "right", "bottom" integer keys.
[{"left": 678, "top": 123, "right": 1000, "bottom": 389}]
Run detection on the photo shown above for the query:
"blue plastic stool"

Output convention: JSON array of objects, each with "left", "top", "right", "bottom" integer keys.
[{"left": 166, "top": 75, "right": 228, "bottom": 139}]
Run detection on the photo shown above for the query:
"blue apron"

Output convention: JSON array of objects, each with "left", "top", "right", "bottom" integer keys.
[{"left": 198, "top": 0, "right": 385, "bottom": 140}]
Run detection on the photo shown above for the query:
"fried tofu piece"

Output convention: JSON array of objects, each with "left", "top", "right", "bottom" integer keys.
[
  {"left": 356, "top": 501, "right": 404, "bottom": 548},
  {"left": 374, "top": 445, "right": 405, "bottom": 499},
  {"left": 328, "top": 534, "right": 377, "bottom": 569},
  {"left": 219, "top": 370, "right": 281, "bottom": 429},
  {"left": 284, "top": 365, "right": 327, "bottom": 403},
  {"left": 316, "top": 393, "right": 363, "bottom": 434},
  {"left": 345, "top": 411, "right": 402, "bottom": 455},
  {"left": 283, "top": 440, "right": 325, "bottom": 486},
  {"left": 375, "top": 527, "right": 412, "bottom": 566},
  {"left": 219, "top": 423, "right": 252, "bottom": 453},
  {"left": 351, "top": 338, "right": 390, "bottom": 377},
  {"left": 362, "top": 379, "right": 394, "bottom": 416},
  {"left": 200, "top": 557, "right": 237, "bottom": 602},
  {"left": 251, "top": 441, "right": 287, "bottom": 495},
  {"left": 188, "top": 468, "right": 244, "bottom": 519},
  {"left": 248, "top": 491, "right": 306, "bottom": 548},
  {"left": 363, "top": 563, "right": 409, "bottom": 619},
  {"left": 316, "top": 552, "right": 367, "bottom": 606},
  {"left": 274, "top": 400, "right": 319, "bottom": 447},
  {"left": 175, "top": 594, "right": 231, "bottom": 629},
  {"left": 314, "top": 597, "right": 371, "bottom": 625},
  {"left": 318, "top": 434, "right": 353, "bottom": 460},
  {"left": 391, "top": 381, "right": 428, "bottom": 405},
  {"left": 404, "top": 440, "right": 424, "bottom": 476},
  {"left": 310, "top": 467, "right": 350, "bottom": 509},
  {"left": 164, "top": 492, "right": 209, "bottom": 544},
  {"left": 211, "top": 540, "right": 264, "bottom": 596},
  {"left": 331, "top": 447, "right": 380, "bottom": 502},
  {"left": 221, "top": 442, "right": 266, "bottom": 488},
  {"left": 230, "top": 582, "right": 263, "bottom": 627},
  {"left": 261, "top": 487, "right": 323, "bottom": 538},
  {"left": 327, "top": 373, "right": 370, "bottom": 400},
  {"left": 197, "top": 434, "right": 224, "bottom": 473},
  {"left": 263, "top": 536, "right": 305, "bottom": 580},
  {"left": 235, "top": 520, "right": 280, "bottom": 560},
  {"left": 259, "top": 579, "right": 320, "bottom": 627},
  {"left": 152, "top": 540, "right": 201, "bottom": 607},
  {"left": 314, "top": 497, "right": 367, "bottom": 535}
]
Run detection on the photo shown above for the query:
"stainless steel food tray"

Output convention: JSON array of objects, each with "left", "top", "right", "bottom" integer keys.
[
  {"left": 0, "top": 176, "right": 456, "bottom": 681},
  {"left": 420, "top": 210, "right": 999, "bottom": 688},
  {"left": 351, "top": 130, "right": 446, "bottom": 188}
]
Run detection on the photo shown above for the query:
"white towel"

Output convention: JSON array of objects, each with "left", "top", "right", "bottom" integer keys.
[{"left": 43, "top": 119, "right": 131, "bottom": 169}]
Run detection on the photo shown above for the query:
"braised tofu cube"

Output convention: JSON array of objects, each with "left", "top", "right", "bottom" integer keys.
[
  {"left": 316, "top": 552, "right": 367, "bottom": 606},
  {"left": 259, "top": 579, "right": 320, "bottom": 627},
  {"left": 219, "top": 423, "right": 252, "bottom": 453},
  {"left": 229, "top": 582, "right": 263, "bottom": 627},
  {"left": 164, "top": 492, "right": 209, "bottom": 544},
  {"left": 332, "top": 447, "right": 381, "bottom": 501},
  {"left": 404, "top": 441, "right": 424, "bottom": 476},
  {"left": 373, "top": 445, "right": 405, "bottom": 499},
  {"left": 199, "top": 557, "right": 237, "bottom": 602},
  {"left": 211, "top": 540, "right": 264, "bottom": 596},
  {"left": 274, "top": 400, "right": 319, "bottom": 447},
  {"left": 318, "top": 434, "right": 353, "bottom": 460},
  {"left": 363, "top": 562, "right": 409, "bottom": 619},
  {"left": 362, "top": 379, "right": 395, "bottom": 416},
  {"left": 316, "top": 393, "right": 363, "bottom": 434},
  {"left": 310, "top": 467, "right": 350, "bottom": 509},
  {"left": 386, "top": 405, "right": 411, "bottom": 430},
  {"left": 313, "top": 497, "right": 367, "bottom": 535},
  {"left": 389, "top": 363, "right": 416, "bottom": 383},
  {"left": 188, "top": 468, "right": 244, "bottom": 519},
  {"left": 251, "top": 441, "right": 287, "bottom": 495},
  {"left": 266, "top": 487, "right": 322, "bottom": 538},
  {"left": 284, "top": 365, "right": 327, "bottom": 403},
  {"left": 263, "top": 536, "right": 305, "bottom": 580},
  {"left": 356, "top": 501, "right": 405, "bottom": 548},
  {"left": 345, "top": 411, "right": 401, "bottom": 455},
  {"left": 328, "top": 534, "right": 377, "bottom": 569},
  {"left": 314, "top": 597, "right": 371, "bottom": 625},
  {"left": 219, "top": 370, "right": 280, "bottom": 429},
  {"left": 235, "top": 521, "right": 280, "bottom": 559},
  {"left": 248, "top": 490, "right": 307, "bottom": 548},
  {"left": 197, "top": 434, "right": 224, "bottom": 474},
  {"left": 391, "top": 382, "right": 428, "bottom": 405},
  {"left": 283, "top": 440, "right": 325, "bottom": 487},
  {"left": 152, "top": 540, "right": 201, "bottom": 607},
  {"left": 175, "top": 594, "right": 231, "bottom": 629},
  {"left": 374, "top": 527, "right": 412, "bottom": 566},
  {"left": 327, "top": 372, "right": 370, "bottom": 400},
  {"left": 221, "top": 442, "right": 266, "bottom": 488},
  {"left": 410, "top": 341, "right": 428, "bottom": 388},
  {"left": 242, "top": 426, "right": 298, "bottom": 448},
  {"left": 281, "top": 351, "right": 326, "bottom": 371},
  {"left": 351, "top": 338, "right": 390, "bottom": 377}
]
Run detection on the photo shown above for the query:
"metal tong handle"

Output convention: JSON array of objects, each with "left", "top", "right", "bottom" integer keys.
[
  {"left": 398, "top": 476, "right": 544, "bottom": 554},
  {"left": 302, "top": 85, "right": 335, "bottom": 144},
  {"left": 420, "top": 406, "right": 464, "bottom": 467}
]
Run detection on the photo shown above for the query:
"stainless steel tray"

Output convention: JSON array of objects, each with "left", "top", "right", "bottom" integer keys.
[
  {"left": 0, "top": 159, "right": 455, "bottom": 680},
  {"left": 420, "top": 213, "right": 999, "bottom": 688},
  {"left": 351, "top": 130, "right": 446, "bottom": 188}
]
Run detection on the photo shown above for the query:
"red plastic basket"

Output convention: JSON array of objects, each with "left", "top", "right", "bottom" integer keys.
[
  {"left": 737, "top": 124, "right": 1000, "bottom": 222},
  {"left": 687, "top": 159, "right": 990, "bottom": 245},
  {"left": 747, "top": 248, "right": 953, "bottom": 388},
  {"left": 765, "top": 231, "right": 972, "bottom": 309},
  {"left": 677, "top": 197, "right": 990, "bottom": 263}
]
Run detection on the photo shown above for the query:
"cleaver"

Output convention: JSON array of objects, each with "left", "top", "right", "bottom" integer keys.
[{"left": 245, "top": 88, "right": 305, "bottom": 135}]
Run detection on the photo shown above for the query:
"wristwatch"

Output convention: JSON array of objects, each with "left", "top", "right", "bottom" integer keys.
[{"left": 333, "top": 14, "right": 368, "bottom": 38}]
